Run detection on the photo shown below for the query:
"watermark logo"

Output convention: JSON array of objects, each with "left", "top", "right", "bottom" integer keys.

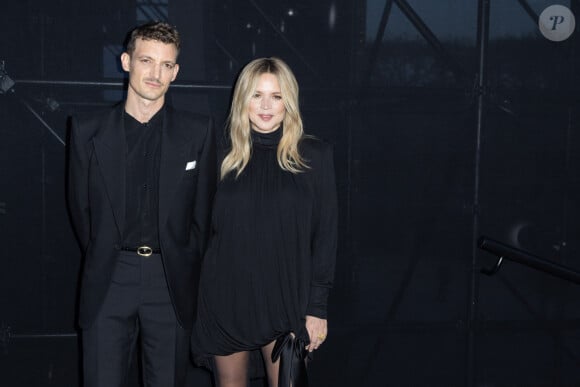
[{"left": 539, "top": 5, "right": 575, "bottom": 41}]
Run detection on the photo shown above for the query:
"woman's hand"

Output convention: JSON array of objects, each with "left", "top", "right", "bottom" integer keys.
[{"left": 305, "top": 315, "right": 328, "bottom": 352}]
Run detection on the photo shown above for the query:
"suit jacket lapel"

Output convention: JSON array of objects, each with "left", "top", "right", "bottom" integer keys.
[
  {"left": 159, "top": 106, "right": 190, "bottom": 227},
  {"left": 92, "top": 104, "right": 126, "bottom": 238}
]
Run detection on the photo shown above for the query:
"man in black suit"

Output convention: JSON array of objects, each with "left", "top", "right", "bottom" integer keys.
[{"left": 67, "top": 21, "right": 215, "bottom": 387}]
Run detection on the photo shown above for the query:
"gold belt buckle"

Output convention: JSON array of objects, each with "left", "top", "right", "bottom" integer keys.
[{"left": 137, "top": 246, "right": 153, "bottom": 257}]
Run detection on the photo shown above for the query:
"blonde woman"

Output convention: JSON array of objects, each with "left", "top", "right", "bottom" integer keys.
[{"left": 192, "top": 57, "right": 337, "bottom": 387}]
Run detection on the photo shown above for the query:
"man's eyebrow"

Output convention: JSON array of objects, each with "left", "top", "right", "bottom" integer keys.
[{"left": 135, "top": 55, "right": 175, "bottom": 63}]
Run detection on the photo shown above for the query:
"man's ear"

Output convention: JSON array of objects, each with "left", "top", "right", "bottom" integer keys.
[
  {"left": 120, "top": 52, "right": 131, "bottom": 72},
  {"left": 171, "top": 63, "right": 180, "bottom": 82}
]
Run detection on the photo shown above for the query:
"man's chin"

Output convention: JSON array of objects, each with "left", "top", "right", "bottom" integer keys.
[{"left": 138, "top": 92, "right": 166, "bottom": 103}]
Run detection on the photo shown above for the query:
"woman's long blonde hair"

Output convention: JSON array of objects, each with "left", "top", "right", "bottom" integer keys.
[{"left": 220, "top": 57, "right": 308, "bottom": 179}]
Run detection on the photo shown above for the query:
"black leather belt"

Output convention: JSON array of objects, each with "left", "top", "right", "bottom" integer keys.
[{"left": 121, "top": 246, "right": 161, "bottom": 257}]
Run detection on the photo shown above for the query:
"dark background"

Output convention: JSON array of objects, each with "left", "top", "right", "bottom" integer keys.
[{"left": 2, "top": 0, "right": 580, "bottom": 386}]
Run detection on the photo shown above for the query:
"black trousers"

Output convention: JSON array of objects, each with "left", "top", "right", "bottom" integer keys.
[{"left": 82, "top": 251, "right": 189, "bottom": 387}]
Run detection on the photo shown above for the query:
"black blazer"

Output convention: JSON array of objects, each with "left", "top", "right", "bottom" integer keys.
[{"left": 67, "top": 103, "right": 216, "bottom": 329}]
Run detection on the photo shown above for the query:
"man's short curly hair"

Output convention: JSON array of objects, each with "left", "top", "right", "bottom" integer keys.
[{"left": 125, "top": 21, "right": 180, "bottom": 57}]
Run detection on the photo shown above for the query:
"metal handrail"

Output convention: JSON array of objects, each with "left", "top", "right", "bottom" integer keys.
[
  {"left": 478, "top": 236, "right": 580, "bottom": 284},
  {"left": 0, "top": 323, "right": 77, "bottom": 353}
]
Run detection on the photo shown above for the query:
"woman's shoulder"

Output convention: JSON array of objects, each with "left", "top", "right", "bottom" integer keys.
[
  {"left": 299, "top": 135, "right": 334, "bottom": 173},
  {"left": 299, "top": 135, "right": 333, "bottom": 157}
]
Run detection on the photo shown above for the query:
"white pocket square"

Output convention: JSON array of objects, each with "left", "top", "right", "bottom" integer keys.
[{"left": 185, "top": 160, "right": 197, "bottom": 170}]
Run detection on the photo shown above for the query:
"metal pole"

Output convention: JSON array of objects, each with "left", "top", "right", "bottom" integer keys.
[{"left": 469, "top": 0, "right": 490, "bottom": 386}]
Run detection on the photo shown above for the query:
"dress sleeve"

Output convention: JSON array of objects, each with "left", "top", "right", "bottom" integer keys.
[{"left": 306, "top": 143, "right": 338, "bottom": 319}]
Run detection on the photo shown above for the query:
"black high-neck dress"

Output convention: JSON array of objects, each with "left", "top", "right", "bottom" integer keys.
[{"left": 192, "top": 127, "right": 337, "bottom": 361}]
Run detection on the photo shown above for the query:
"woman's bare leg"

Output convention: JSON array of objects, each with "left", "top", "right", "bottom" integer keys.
[{"left": 261, "top": 341, "right": 279, "bottom": 387}]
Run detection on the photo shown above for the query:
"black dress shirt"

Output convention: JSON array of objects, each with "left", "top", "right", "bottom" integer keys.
[{"left": 122, "top": 107, "right": 163, "bottom": 249}]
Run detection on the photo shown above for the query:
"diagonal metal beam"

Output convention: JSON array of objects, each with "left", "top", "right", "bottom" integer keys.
[
  {"left": 137, "top": 5, "right": 166, "bottom": 22},
  {"left": 516, "top": 0, "right": 539, "bottom": 25},
  {"left": 150, "top": 3, "right": 169, "bottom": 18},
  {"left": 247, "top": 0, "right": 317, "bottom": 76},
  {"left": 22, "top": 99, "right": 65, "bottom": 146},
  {"left": 363, "top": 0, "right": 394, "bottom": 86},
  {"left": 137, "top": 0, "right": 169, "bottom": 20},
  {"left": 214, "top": 38, "right": 241, "bottom": 70},
  {"left": 393, "top": 0, "right": 467, "bottom": 79}
]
